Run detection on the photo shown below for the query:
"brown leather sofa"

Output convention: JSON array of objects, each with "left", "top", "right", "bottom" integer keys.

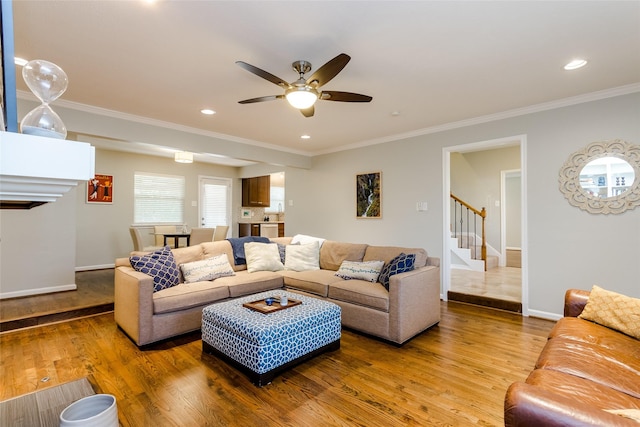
[{"left": 504, "top": 289, "right": 640, "bottom": 426}]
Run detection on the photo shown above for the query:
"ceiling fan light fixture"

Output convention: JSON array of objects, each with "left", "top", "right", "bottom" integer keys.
[{"left": 285, "top": 87, "right": 318, "bottom": 109}]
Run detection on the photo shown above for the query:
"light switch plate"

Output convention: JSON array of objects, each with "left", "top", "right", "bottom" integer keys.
[{"left": 416, "top": 202, "right": 428, "bottom": 211}]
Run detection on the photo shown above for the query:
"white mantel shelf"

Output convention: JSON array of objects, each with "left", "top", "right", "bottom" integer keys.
[{"left": 0, "top": 131, "right": 95, "bottom": 205}]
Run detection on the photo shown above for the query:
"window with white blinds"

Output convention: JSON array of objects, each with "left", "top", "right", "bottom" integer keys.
[
  {"left": 200, "top": 177, "right": 231, "bottom": 227},
  {"left": 134, "top": 172, "right": 185, "bottom": 224}
]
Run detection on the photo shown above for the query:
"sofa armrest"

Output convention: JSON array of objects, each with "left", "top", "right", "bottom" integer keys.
[
  {"left": 426, "top": 256, "right": 440, "bottom": 267},
  {"left": 564, "top": 289, "right": 591, "bottom": 317},
  {"left": 505, "top": 382, "right": 637, "bottom": 427},
  {"left": 388, "top": 265, "right": 440, "bottom": 344},
  {"left": 114, "top": 265, "right": 155, "bottom": 346}
]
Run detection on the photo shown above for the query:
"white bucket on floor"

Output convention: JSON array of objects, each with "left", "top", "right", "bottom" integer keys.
[{"left": 59, "top": 394, "right": 118, "bottom": 427}]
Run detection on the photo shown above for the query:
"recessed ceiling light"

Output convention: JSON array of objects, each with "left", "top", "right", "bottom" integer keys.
[
  {"left": 200, "top": 109, "right": 216, "bottom": 115},
  {"left": 564, "top": 59, "right": 587, "bottom": 70},
  {"left": 14, "top": 57, "right": 28, "bottom": 66},
  {"left": 300, "top": 135, "right": 311, "bottom": 140}
]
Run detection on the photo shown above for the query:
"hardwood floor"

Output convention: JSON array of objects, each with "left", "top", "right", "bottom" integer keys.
[
  {"left": 450, "top": 267, "right": 521, "bottom": 303},
  {"left": 0, "top": 269, "right": 115, "bottom": 331},
  {"left": 0, "top": 301, "right": 554, "bottom": 426}
]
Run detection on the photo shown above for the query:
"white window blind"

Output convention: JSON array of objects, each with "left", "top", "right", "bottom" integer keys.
[
  {"left": 134, "top": 172, "right": 185, "bottom": 224},
  {"left": 201, "top": 178, "right": 230, "bottom": 227}
]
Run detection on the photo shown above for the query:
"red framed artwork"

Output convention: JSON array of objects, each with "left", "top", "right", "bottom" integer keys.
[{"left": 86, "top": 174, "right": 113, "bottom": 204}]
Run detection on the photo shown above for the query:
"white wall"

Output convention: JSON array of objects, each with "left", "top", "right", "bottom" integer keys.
[{"left": 286, "top": 93, "right": 640, "bottom": 317}]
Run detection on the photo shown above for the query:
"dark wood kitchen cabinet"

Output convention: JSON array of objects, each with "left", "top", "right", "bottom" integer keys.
[{"left": 242, "top": 176, "right": 270, "bottom": 207}]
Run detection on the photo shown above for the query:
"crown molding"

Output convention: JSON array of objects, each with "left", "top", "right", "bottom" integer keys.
[{"left": 313, "top": 83, "right": 640, "bottom": 156}]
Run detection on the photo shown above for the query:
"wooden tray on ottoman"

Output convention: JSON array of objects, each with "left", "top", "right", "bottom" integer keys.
[{"left": 243, "top": 297, "right": 301, "bottom": 314}]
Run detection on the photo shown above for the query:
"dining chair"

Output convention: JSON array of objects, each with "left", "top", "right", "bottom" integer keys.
[
  {"left": 189, "top": 227, "right": 214, "bottom": 245},
  {"left": 130, "top": 227, "right": 162, "bottom": 252},
  {"left": 212, "top": 225, "right": 229, "bottom": 241},
  {"left": 154, "top": 225, "right": 178, "bottom": 247}
]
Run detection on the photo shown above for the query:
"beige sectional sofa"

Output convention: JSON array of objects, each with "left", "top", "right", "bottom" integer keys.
[{"left": 114, "top": 237, "right": 441, "bottom": 346}]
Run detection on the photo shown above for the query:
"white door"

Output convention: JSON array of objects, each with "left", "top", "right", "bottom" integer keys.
[{"left": 199, "top": 177, "right": 232, "bottom": 228}]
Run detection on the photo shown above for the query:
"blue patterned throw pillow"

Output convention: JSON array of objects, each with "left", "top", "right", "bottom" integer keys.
[
  {"left": 378, "top": 253, "right": 416, "bottom": 290},
  {"left": 130, "top": 246, "right": 180, "bottom": 292}
]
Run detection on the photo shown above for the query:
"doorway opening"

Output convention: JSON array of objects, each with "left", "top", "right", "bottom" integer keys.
[{"left": 442, "top": 135, "right": 528, "bottom": 315}]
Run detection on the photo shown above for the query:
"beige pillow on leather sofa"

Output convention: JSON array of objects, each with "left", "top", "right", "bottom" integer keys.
[{"left": 579, "top": 285, "right": 640, "bottom": 339}]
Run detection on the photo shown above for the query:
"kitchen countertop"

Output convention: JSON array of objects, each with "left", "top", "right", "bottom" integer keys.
[{"left": 238, "top": 221, "right": 284, "bottom": 224}]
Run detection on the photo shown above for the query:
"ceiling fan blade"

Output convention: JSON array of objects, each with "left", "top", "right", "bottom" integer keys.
[
  {"left": 320, "top": 91, "right": 372, "bottom": 102},
  {"left": 238, "top": 95, "right": 284, "bottom": 104},
  {"left": 300, "top": 106, "right": 314, "bottom": 117},
  {"left": 236, "top": 61, "right": 290, "bottom": 88},
  {"left": 306, "top": 53, "right": 351, "bottom": 88}
]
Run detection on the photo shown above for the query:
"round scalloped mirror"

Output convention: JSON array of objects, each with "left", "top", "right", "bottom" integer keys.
[{"left": 559, "top": 139, "right": 640, "bottom": 214}]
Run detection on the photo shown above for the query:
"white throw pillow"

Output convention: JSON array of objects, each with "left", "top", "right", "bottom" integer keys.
[
  {"left": 285, "top": 241, "right": 320, "bottom": 271},
  {"left": 335, "top": 260, "right": 385, "bottom": 282},
  {"left": 245, "top": 242, "right": 284, "bottom": 273},
  {"left": 290, "top": 234, "right": 326, "bottom": 249},
  {"left": 180, "top": 254, "right": 235, "bottom": 284}
]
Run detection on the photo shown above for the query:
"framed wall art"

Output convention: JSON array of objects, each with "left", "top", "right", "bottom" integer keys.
[
  {"left": 356, "top": 172, "right": 381, "bottom": 218},
  {"left": 86, "top": 174, "right": 113, "bottom": 204}
]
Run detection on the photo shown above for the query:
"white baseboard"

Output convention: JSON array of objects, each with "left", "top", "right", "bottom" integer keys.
[
  {"left": 75, "top": 264, "right": 115, "bottom": 272},
  {"left": 0, "top": 284, "right": 77, "bottom": 300},
  {"left": 527, "top": 308, "right": 562, "bottom": 321}
]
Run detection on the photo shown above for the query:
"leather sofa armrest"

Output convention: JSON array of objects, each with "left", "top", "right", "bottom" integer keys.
[
  {"left": 505, "top": 382, "right": 638, "bottom": 427},
  {"left": 564, "top": 289, "right": 591, "bottom": 317}
]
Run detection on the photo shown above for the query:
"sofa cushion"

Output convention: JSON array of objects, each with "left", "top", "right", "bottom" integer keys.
[
  {"left": 244, "top": 242, "right": 284, "bottom": 273},
  {"left": 201, "top": 241, "right": 244, "bottom": 271},
  {"left": 153, "top": 280, "right": 230, "bottom": 314},
  {"left": 180, "top": 254, "right": 235, "bottom": 284},
  {"left": 130, "top": 246, "right": 180, "bottom": 292},
  {"left": 335, "top": 260, "right": 384, "bottom": 282},
  {"left": 525, "top": 369, "right": 640, "bottom": 413},
  {"left": 536, "top": 337, "right": 640, "bottom": 398},
  {"left": 279, "top": 269, "right": 343, "bottom": 297},
  {"left": 170, "top": 245, "right": 205, "bottom": 270},
  {"left": 378, "top": 253, "right": 416, "bottom": 290},
  {"left": 319, "top": 241, "right": 368, "bottom": 271},
  {"left": 578, "top": 285, "right": 640, "bottom": 340},
  {"left": 363, "top": 245, "right": 428, "bottom": 268},
  {"left": 215, "top": 270, "right": 283, "bottom": 298},
  {"left": 328, "top": 280, "right": 389, "bottom": 312},
  {"left": 284, "top": 241, "right": 320, "bottom": 271},
  {"left": 549, "top": 317, "right": 640, "bottom": 357}
]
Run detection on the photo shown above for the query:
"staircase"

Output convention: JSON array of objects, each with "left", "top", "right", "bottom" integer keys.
[
  {"left": 450, "top": 235, "right": 499, "bottom": 272},
  {"left": 450, "top": 193, "right": 499, "bottom": 272}
]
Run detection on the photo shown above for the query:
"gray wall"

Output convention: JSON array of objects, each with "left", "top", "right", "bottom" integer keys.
[
  {"left": 75, "top": 147, "right": 242, "bottom": 268},
  {"left": 2, "top": 92, "right": 638, "bottom": 317},
  {"left": 286, "top": 93, "right": 640, "bottom": 317}
]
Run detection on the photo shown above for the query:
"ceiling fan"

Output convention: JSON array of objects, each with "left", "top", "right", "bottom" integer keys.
[{"left": 236, "top": 53, "right": 372, "bottom": 117}]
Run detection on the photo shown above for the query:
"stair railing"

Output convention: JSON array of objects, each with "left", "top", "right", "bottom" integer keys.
[{"left": 450, "top": 193, "right": 487, "bottom": 270}]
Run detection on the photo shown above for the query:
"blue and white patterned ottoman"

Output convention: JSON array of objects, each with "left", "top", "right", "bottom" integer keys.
[{"left": 202, "top": 291, "right": 341, "bottom": 386}]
